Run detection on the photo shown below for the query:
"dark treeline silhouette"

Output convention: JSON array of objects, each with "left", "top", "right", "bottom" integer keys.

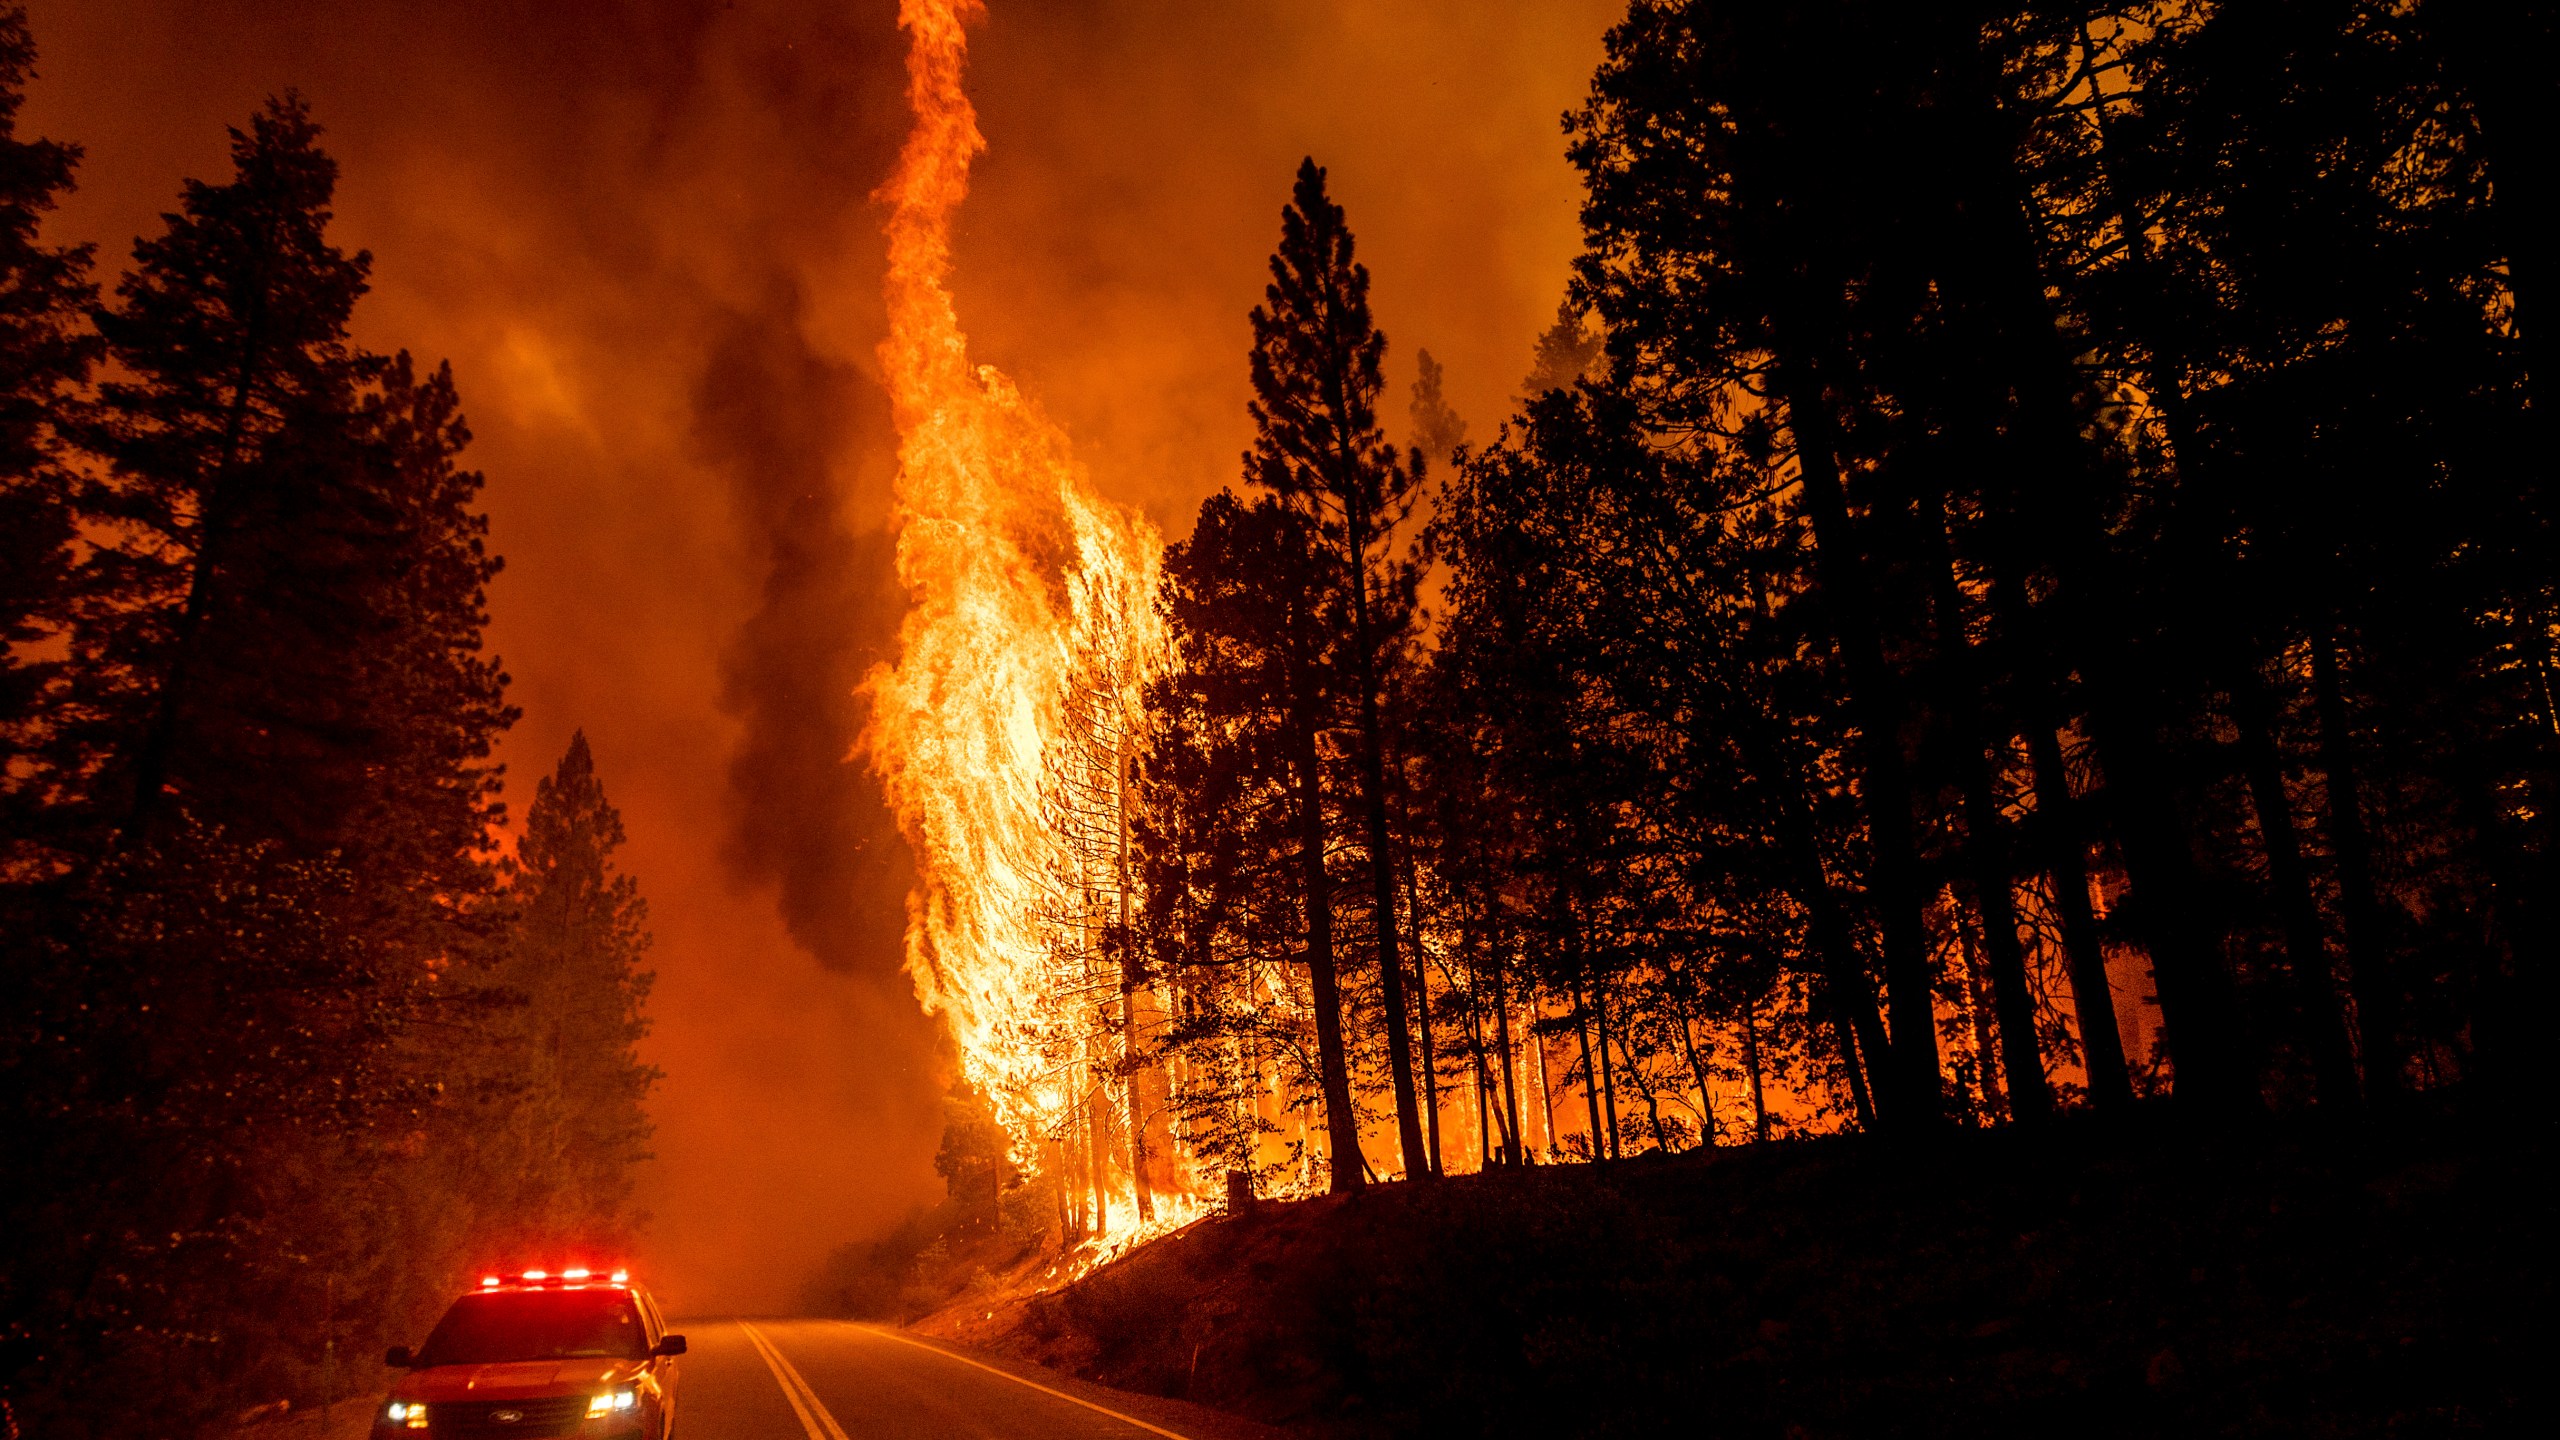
[
  {"left": 0, "top": 10, "right": 655, "bottom": 1433},
  {"left": 1138, "top": 0, "right": 2545, "bottom": 1192}
]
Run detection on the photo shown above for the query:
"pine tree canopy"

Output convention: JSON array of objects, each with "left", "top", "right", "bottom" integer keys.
[
  {"left": 60, "top": 95, "right": 514, "bottom": 936},
  {"left": 498, "top": 730, "right": 659, "bottom": 1236},
  {"left": 0, "top": 2, "right": 98, "bottom": 832}
]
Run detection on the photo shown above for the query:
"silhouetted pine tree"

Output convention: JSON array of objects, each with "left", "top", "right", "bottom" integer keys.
[
  {"left": 71, "top": 95, "right": 514, "bottom": 910},
  {"left": 1147, "top": 489, "right": 1364, "bottom": 1193},
  {"left": 0, "top": 4, "right": 98, "bottom": 852},
  {"left": 1245, "top": 159, "right": 1433, "bottom": 1179},
  {"left": 484, "top": 731, "right": 659, "bottom": 1253},
  {"left": 3, "top": 93, "right": 533, "bottom": 1433},
  {"left": 1407, "top": 348, "right": 1466, "bottom": 467}
]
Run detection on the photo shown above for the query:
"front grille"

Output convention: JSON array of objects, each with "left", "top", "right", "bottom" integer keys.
[{"left": 430, "top": 1395, "right": 592, "bottom": 1437}]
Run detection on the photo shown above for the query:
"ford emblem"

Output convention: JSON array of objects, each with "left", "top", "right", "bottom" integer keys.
[{"left": 490, "top": 1410, "right": 523, "bottom": 1424}]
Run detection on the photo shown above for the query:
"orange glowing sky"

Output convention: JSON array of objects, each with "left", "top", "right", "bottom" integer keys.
[{"left": 19, "top": 0, "right": 1615, "bottom": 1312}]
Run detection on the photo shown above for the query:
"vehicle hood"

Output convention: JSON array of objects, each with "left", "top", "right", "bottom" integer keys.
[{"left": 394, "top": 1359, "right": 645, "bottom": 1401}]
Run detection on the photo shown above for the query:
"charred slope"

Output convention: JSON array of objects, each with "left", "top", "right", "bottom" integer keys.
[{"left": 958, "top": 1110, "right": 2535, "bottom": 1437}]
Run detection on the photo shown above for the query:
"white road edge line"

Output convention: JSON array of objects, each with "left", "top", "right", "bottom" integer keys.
[
  {"left": 848, "top": 1322, "right": 1198, "bottom": 1440},
  {"left": 737, "top": 1321, "right": 851, "bottom": 1440}
]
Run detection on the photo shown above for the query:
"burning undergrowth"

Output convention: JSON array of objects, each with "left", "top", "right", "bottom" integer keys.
[{"left": 800, "top": 1081, "right": 1211, "bottom": 1322}]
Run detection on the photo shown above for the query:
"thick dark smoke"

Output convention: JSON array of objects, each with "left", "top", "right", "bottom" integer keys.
[{"left": 697, "top": 283, "right": 917, "bottom": 983}]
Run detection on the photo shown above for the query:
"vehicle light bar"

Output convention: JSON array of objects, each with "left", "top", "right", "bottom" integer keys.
[{"left": 477, "top": 1266, "right": 634, "bottom": 1290}]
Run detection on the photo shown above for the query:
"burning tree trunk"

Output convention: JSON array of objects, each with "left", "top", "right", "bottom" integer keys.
[
  {"left": 1592, "top": 972, "right": 1623, "bottom": 1159},
  {"left": 1956, "top": 905, "right": 2009, "bottom": 1122}
]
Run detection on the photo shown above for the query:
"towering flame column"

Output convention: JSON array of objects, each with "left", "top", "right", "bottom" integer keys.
[{"left": 865, "top": 0, "right": 1177, "bottom": 1235}]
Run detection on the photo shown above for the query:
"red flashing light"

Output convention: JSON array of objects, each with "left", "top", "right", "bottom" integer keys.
[{"left": 474, "top": 1265, "right": 632, "bottom": 1291}]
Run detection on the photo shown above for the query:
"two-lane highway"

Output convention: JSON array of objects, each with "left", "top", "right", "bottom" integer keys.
[{"left": 667, "top": 1320, "right": 1265, "bottom": 1440}]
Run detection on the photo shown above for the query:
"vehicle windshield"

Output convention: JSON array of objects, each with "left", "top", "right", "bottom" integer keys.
[{"left": 414, "top": 1290, "right": 647, "bottom": 1366}]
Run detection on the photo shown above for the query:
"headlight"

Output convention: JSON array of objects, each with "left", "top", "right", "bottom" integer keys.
[
  {"left": 586, "top": 1388, "right": 639, "bottom": 1417},
  {"left": 385, "top": 1401, "right": 428, "bottom": 1428}
]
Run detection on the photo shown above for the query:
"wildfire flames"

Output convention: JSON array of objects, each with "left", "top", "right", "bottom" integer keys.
[{"left": 865, "top": 0, "right": 1196, "bottom": 1252}]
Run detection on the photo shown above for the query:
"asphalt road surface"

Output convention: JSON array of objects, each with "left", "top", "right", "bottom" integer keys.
[{"left": 670, "top": 1320, "right": 1270, "bottom": 1440}]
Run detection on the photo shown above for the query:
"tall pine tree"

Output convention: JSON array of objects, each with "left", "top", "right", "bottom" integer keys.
[{"left": 1245, "top": 159, "right": 1433, "bottom": 1180}]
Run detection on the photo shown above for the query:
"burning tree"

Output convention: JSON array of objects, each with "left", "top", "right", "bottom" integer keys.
[{"left": 863, "top": 0, "right": 1191, "bottom": 1251}]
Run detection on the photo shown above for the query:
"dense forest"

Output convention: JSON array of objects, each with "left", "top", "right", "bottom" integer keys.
[
  {"left": 0, "top": 8, "right": 658, "bottom": 1433},
  {"left": 1116, "top": 0, "right": 2549, "bottom": 1206},
  {"left": 8, "top": 0, "right": 2550, "bottom": 1425}
]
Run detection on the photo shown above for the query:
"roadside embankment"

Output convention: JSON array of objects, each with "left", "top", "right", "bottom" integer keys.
[{"left": 924, "top": 1106, "right": 2538, "bottom": 1437}]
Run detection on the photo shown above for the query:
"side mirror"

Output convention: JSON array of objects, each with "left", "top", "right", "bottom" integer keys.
[
  {"left": 652, "top": 1334, "right": 687, "bottom": 1358},
  {"left": 385, "top": 1345, "right": 414, "bottom": 1368}
]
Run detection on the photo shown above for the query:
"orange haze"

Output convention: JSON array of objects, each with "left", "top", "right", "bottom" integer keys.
[{"left": 18, "top": 0, "right": 1615, "bottom": 1312}]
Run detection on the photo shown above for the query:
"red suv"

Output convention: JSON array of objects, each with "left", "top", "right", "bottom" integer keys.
[{"left": 376, "top": 1270, "right": 684, "bottom": 1438}]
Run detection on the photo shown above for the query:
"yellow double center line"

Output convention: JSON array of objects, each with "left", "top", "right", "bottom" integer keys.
[
  {"left": 737, "top": 1319, "right": 1197, "bottom": 1440},
  {"left": 737, "top": 1321, "right": 850, "bottom": 1440}
]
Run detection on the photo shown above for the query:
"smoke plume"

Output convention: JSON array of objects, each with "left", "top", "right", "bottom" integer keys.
[{"left": 697, "top": 282, "right": 916, "bottom": 981}]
